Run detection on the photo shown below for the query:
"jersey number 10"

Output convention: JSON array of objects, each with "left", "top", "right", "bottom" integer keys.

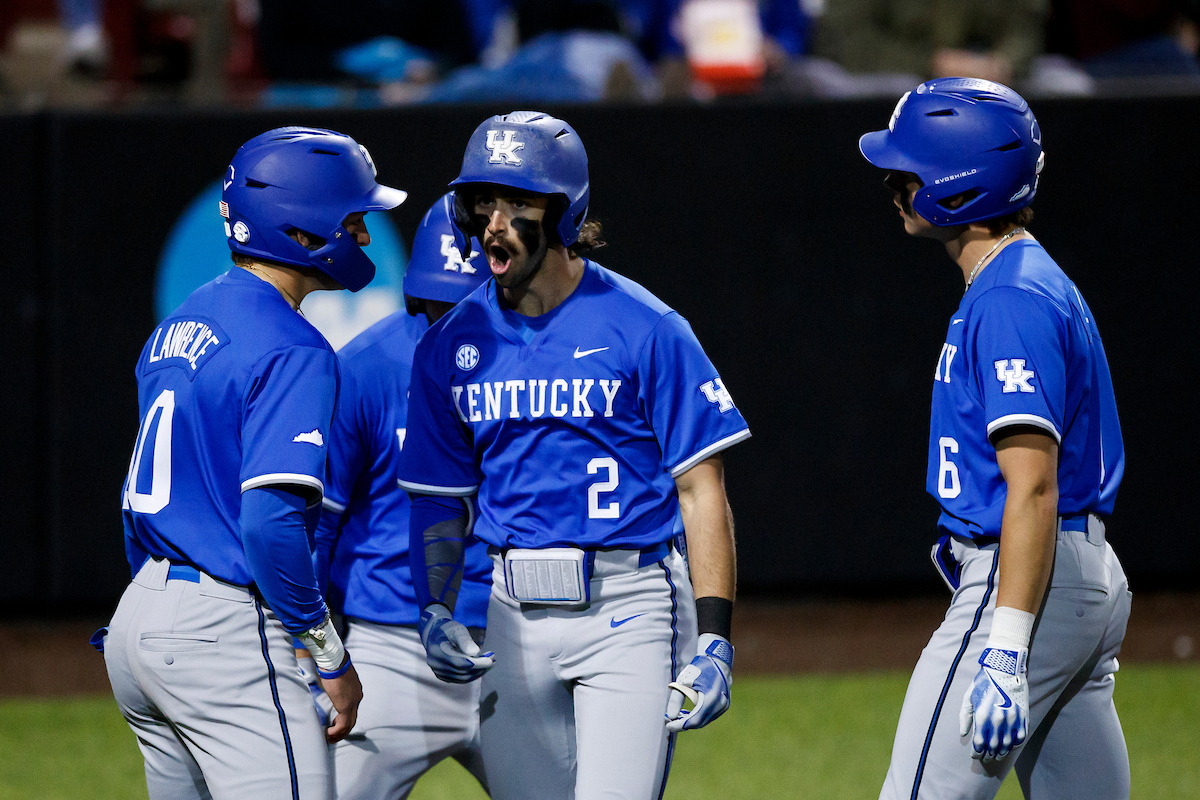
[{"left": 123, "top": 389, "right": 176, "bottom": 514}]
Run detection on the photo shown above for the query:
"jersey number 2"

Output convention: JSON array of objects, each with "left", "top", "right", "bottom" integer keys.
[
  {"left": 587, "top": 457, "right": 620, "bottom": 519},
  {"left": 123, "top": 389, "right": 176, "bottom": 514}
]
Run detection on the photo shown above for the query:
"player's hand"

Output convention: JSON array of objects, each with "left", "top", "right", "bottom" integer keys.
[
  {"left": 419, "top": 603, "right": 495, "bottom": 684},
  {"left": 296, "top": 653, "right": 337, "bottom": 729},
  {"left": 666, "top": 633, "right": 733, "bottom": 732},
  {"left": 959, "top": 646, "right": 1029, "bottom": 760},
  {"left": 319, "top": 657, "right": 363, "bottom": 744}
]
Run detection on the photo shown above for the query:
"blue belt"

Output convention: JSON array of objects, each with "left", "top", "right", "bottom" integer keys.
[
  {"left": 1060, "top": 513, "right": 1093, "bottom": 533},
  {"left": 167, "top": 564, "right": 201, "bottom": 583}
]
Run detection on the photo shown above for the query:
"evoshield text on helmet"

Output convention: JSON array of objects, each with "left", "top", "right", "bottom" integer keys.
[
  {"left": 221, "top": 127, "right": 408, "bottom": 292},
  {"left": 448, "top": 111, "right": 590, "bottom": 257},
  {"left": 858, "top": 78, "right": 1045, "bottom": 227},
  {"left": 403, "top": 193, "right": 489, "bottom": 312}
]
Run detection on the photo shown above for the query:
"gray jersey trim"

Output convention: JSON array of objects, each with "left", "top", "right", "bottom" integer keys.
[
  {"left": 668, "top": 429, "right": 752, "bottom": 478},
  {"left": 986, "top": 413, "right": 1061, "bottom": 443},
  {"left": 397, "top": 478, "right": 479, "bottom": 497},
  {"left": 242, "top": 473, "right": 325, "bottom": 496}
]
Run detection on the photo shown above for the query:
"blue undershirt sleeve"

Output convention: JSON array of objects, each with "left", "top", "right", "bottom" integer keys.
[
  {"left": 408, "top": 493, "right": 469, "bottom": 611},
  {"left": 241, "top": 486, "right": 329, "bottom": 634}
]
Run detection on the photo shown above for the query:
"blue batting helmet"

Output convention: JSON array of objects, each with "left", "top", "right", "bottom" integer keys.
[
  {"left": 859, "top": 78, "right": 1045, "bottom": 227},
  {"left": 403, "top": 194, "right": 489, "bottom": 306},
  {"left": 448, "top": 111, "right": 589, "bottom": 252},
  {"left": 221, "top": 127, "right": 407, "bottom": 292}
]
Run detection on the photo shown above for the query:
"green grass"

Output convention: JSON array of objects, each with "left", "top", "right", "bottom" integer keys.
[{"left": 3, "top": 663, "right": 1196, "bottom": 799}]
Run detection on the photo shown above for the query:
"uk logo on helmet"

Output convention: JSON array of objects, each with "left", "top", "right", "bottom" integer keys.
[
  {"left": 485, "top": 131, "right": 525, "bottom": 165},
  {"left": 440, "top": 234, "right": 478, "bottom": 274}
]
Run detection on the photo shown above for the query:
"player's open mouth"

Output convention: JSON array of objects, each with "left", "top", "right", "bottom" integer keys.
[{"left": 489, "top": 245, "right": 512, "bottom": 275}]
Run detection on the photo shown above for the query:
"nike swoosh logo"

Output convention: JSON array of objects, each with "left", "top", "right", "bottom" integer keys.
[
  {"left": 990, "top": 676, "right": 1013, "bottom": 709},
  {"left": 610, "top": 614, "right": 645, "bottom": 628},
  {"left": 574, "top": 346, "right": 609, "bottom": 359},
  {"left": 953, "top": 319, "right": 964, "bottom": 325}
]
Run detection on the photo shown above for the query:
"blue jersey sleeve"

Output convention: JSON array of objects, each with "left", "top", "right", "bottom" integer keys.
[
  {"left": 398, "top": 340, "right": 480, "bottom": 496},
  {"left": 639, "top": 313, "right": 751, "bottom": 477},
  {"left": 968, "top": 288, "right": 1067, "bottom": 443},
  {"left": 240, "top": 346, "right": 338, "bottom": 498}
]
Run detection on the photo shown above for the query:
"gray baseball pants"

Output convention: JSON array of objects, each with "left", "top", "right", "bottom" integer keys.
[
  {"left": 880, "top": 516, "right": 1132, "bottom": 800},
  {"left": 480, "top": 546, "right": 697, "bottom": 800},
  {"left": 104, "top": 557, "right": 332, "bottom": 800},
  {"left": 331, "top": 620, "right": 487, "bottom": 799}
]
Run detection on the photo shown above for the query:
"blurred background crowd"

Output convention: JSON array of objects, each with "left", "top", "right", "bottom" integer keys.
[{"left": 2, "top": 0, "right": 1199, "bottom": 109}]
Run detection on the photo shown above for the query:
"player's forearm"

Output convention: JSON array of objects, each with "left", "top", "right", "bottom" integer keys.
[
  {"left": 994, "top": 434, "right": 1059, "bottom": 615},
  {"left": 675, "top": 456, "right": 737, "bottom": 602}
]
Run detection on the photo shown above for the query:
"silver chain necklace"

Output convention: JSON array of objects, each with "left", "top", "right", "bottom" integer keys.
[{"left": 965, "top": 227, "right": 1026, "bottom": 292}]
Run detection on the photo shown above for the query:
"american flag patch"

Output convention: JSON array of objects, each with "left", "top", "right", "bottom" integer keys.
[{"left": 219, "top": 201, "right": 230, "bottom": 218}]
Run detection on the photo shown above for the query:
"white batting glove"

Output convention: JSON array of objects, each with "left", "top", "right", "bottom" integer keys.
[
  {"left": 959, "top": 646, "right": 1029, "bottom": 760},
  {"left": 666, "top": 633, "right": 734, "bottom": 732},
  {"left": 297, "top": 656, "right": 336, "bottom": 728},
  {"left": 419, "top": 604, "right": 495, "bottom": 684}
]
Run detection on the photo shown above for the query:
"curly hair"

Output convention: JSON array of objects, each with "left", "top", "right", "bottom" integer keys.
[{"left": 570, "top": 218, "right": 606, "bottom": 255}]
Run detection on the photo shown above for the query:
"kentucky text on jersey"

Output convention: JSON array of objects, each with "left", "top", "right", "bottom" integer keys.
[{"left": 451, "top": 378, "right": 622, "bottom": 421}]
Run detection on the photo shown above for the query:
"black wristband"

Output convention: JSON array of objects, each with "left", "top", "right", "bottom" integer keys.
[{"left": 695, "top": 596, "right": 733, "bottom": 640}]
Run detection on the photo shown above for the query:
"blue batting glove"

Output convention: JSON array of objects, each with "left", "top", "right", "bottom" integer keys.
[
  {"left": 665, "top": 633, "right": 733, "bottom": 731},
  {"left": 419, "top": 604, "right": 495, "bottom": 684},
  {"left": 959, "top": 646, "right": 1029, "bottom": 760},
  {"left": 297, "top": 656, "right": 336, "bottom": 728}
]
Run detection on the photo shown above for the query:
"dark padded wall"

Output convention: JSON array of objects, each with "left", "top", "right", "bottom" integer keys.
[
  {"left": 3, "top": 97, "right": 1197, "bottom": 607},
  {"left": 0, "top": 114, "right": 46, "bottom": 601}
]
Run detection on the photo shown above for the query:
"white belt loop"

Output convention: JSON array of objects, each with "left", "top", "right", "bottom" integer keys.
[
  {"left": 133, "top": 556, "right": 170, "bottom": 590},
  {"left": 1085, "top": 513, "right": 1107, "bottom": 546}
]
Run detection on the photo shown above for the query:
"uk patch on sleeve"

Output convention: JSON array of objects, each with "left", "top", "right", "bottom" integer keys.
[{"left": 970, "top": 289, "right": 1066, "bottom": 443}]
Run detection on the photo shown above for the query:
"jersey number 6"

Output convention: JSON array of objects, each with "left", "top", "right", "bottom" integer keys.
[
  {"left": 123, "top": 389, "right": 177, "bottom": 514},
  {"left": 938, "top": 436, "right": 962, "bottom": 499}
]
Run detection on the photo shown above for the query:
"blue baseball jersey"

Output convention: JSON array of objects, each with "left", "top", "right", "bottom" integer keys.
[
  {"left": 122, "top": 268, "right": 337, "bottom": 588},
  {"left": 928, "top": 240, "right": 1124, "bottom": 540},
  {"left": 397, "top": 260, "right": 751, "bottom": 550},
  {"left": 317, "top": 310, "right": 491, "bottom": 629}
]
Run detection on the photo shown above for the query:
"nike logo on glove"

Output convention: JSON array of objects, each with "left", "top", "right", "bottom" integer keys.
[
  {"left": 574, "top": 347, "right": 609, "bottom": 359},
  {"left": 610, "top": 614, "right": 645, "bottom": 628},
  {"left": 989, "top": 675, "right": 1013, "bottom": 709}
]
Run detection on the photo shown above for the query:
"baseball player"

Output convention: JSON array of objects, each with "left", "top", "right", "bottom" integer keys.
[
  {"left": 302, "top": 194, "right": 492, "bottom": 798},
  {"left": 100, "top": 127, "right": 406, "bottom": 799},
  {"left": 395, "top": 111, "right": 750, "bottom": 800},
  {"left": 859, "top": 78, "right": 1131, "bottom": 799}
]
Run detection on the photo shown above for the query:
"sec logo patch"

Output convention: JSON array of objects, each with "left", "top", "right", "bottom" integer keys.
[
  {"left": 456, "top": 344, "right": 480, "bottom": 371},
  {"left": 232, "top": 221, "right": 250, "bottom": 243}
]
